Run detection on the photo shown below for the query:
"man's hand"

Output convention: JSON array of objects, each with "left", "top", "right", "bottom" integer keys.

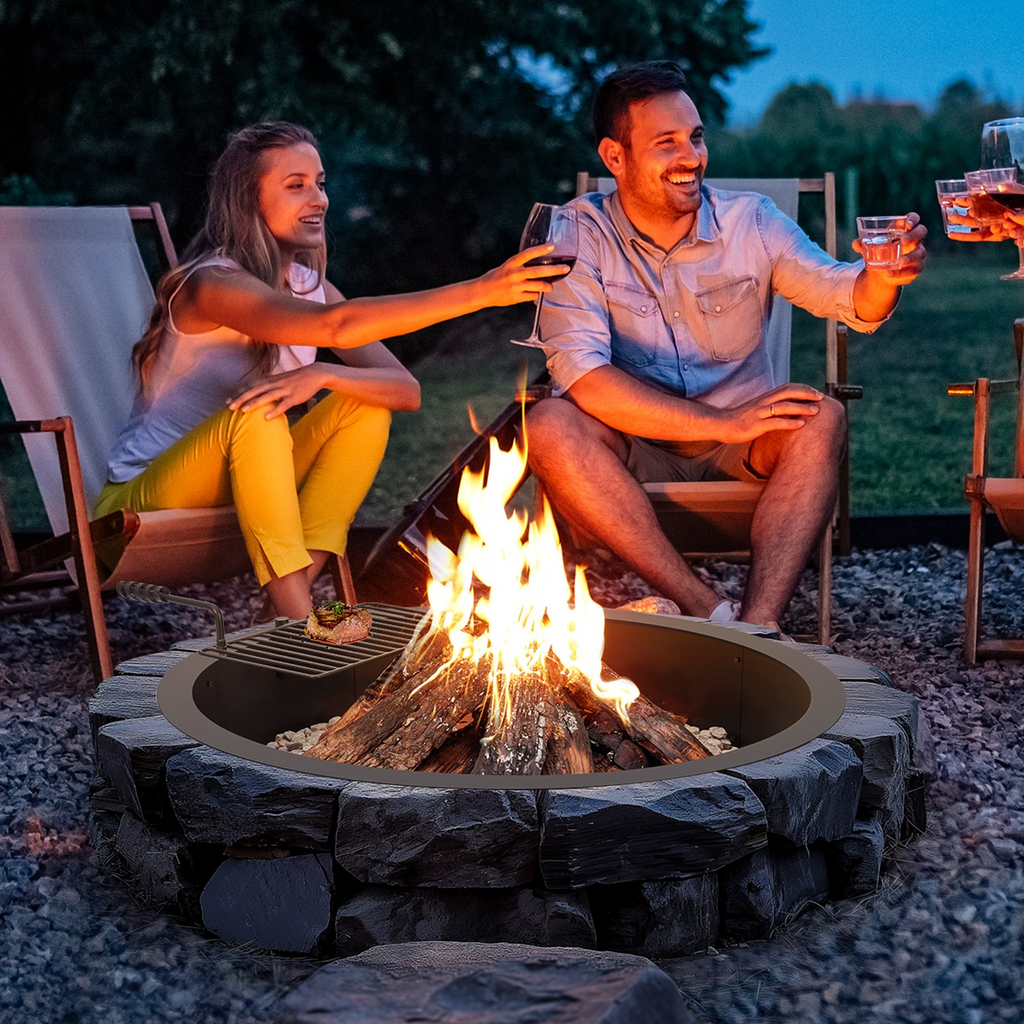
[
  {"left": 228, "top": 365, "right": 329, "bottom": 419},
  {"left": 852, "top": 211, "right": 927, "bottom": 286},
  {"left": 706, "top": 384, "right": 824, "bottom": 444},
  {"left": 852, "top": 212, "right": 927, "bottom": 322}
]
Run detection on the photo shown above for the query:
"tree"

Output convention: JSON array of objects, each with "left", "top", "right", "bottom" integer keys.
[{"left": 1, "top": 0, "right": 766, "bottom": 312}]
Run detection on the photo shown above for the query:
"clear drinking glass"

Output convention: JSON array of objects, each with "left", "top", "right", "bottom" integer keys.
[
  {"left": 965, "top": 167, "right": 1024, "bottom": 280},
  {"left": 935, "top": 179, "right": 994, "bottom": 241},
  {"left": 856, "top": 216, "right": 910, "bottom": 269},
  {"left": 510, "top": 204, "right": 579, "bottom": 348}
]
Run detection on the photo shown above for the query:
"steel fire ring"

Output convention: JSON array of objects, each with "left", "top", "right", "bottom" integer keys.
[{"left": 158, "top": 604, "right": 848, "bottom": 790}]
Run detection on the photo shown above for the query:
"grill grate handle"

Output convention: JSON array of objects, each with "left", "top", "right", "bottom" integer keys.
[{"left": 116, "top": 581, "right": 227, "bottom": 649}]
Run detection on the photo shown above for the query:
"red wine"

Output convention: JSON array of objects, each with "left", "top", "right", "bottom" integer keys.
[
  {"left": 990, "top": 191, "right": 1024, "bottom": 212},
  {"left": 524, "top": 254, "right": 577, "bottom": 273}
]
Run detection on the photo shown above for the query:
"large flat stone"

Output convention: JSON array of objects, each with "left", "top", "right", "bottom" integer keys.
[
  {"left": 201, "top": 853, "right": 333, "bottom": 954},
  {"left": 539, "top": 776, "right": 766, "bottom": 889},
  {"left": 275, "top": 941, "right": 695, "bottom": 1023},
  {"left": 166, "top": 745, "right": 349, "bottom": 849},
  {"left": 334, "top": 886, "right": 595, "bottom": 956},
  {"left": 335, "top": 783, "right": 539, "bottom": 888},
  {"left": 95, "top": 715, "right": 199, "bottom": 821},
  {"left": 88, "top": 674, "right": 161, "bottom": 745},
  {"left": 724, "top": 738, "right": 863, "bottom": 845},
  {"left": 591, "top": 874, "right": 719, "bottom": 957}
]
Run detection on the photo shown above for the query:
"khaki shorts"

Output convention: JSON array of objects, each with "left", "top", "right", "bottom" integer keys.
[{"left": 623, "top": 436, "right": 767, "bottom": 484}]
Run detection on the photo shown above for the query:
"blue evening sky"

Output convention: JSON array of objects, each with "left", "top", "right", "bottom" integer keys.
[{"left": 721, "top": 0, "right": 1023, "bottom": 125}]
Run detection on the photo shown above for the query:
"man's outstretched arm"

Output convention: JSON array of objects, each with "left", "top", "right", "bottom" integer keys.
[{"left": 851, "top": 211, "right": 928, "bottom": 323}]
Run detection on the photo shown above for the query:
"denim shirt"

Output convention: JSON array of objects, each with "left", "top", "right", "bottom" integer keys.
[{"left": 541, "top": 186, "right": 887, "bottom": 410}]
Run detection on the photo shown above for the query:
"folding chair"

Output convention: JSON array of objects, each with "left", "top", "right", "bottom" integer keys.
[
  {"left": 948, "top": 318, "right": 1024, "bottom": 662},
  {"left": 0, "top": 205, "right": 355, "bottom": 684},
  {"left": 537, "top": 174, "right": 860, "bottom": 644}
]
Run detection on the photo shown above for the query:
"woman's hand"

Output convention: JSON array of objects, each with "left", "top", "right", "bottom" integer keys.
[
  {"left": 228, "top": 365, "right": 328, "bottom": 419},
  {"left": 473, "top": 244, "right": 573, "bottom": 308}
]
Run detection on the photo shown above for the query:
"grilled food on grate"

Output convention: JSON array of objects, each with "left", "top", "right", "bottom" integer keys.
[{"left": 305, "top": 601, "right": 372, "bottom": 645}]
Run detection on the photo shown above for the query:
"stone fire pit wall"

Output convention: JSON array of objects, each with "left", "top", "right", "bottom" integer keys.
[{"left": 87, "top": 627, "right": 925, "bottom": 957}]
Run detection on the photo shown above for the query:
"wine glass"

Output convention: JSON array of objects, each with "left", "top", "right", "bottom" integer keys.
[
  {"left": 980, "top": 118, "right": 1024, "bottom": 171},
  {"left": 510, "top": 204, "right": 578, "bottom": 348},
  {"left": 965, "top": 167, "right": 1024, "bottom": 280}
]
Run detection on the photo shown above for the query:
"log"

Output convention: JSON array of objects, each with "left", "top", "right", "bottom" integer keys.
[
  {"left": 416, "top": 720, "right": 481, "bottom": 774},
  {"left": 564, "top": 670, "right": 711, "bottom": 763},
  {"left": 473, "top": 669, "right": 557, "bottom": 776},
  {"left": 306, "top": 651, "right": 490, "bottom": 770},
  {"left": 612, "top": 739, "right": 648, "bottom": 771},
  {"left": 544, "top": 698, "right": 595, "bottom": 775}
]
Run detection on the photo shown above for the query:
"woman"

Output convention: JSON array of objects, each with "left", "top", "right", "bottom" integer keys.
[{"left": 95, "top": 121, "right": 564, "bottom": 620}]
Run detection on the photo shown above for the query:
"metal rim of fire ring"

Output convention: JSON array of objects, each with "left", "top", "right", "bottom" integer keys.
[{"left": 157, "top": 611, "right": 847, "bottom": 790}]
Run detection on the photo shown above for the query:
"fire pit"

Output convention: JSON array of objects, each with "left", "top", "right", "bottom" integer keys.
[{"left": 88, "top": 605, "right": 924, "bottom": 958}]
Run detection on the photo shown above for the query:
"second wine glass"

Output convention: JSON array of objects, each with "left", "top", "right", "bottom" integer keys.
[{"left": 510, "top": 204, "right": 579, "bottom": 348}]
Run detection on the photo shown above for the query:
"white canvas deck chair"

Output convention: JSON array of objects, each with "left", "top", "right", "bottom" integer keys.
[
  {"left": 0, "top": 205, "right": 355, "bottom": 683},
  {"left": 562, "top": 174, "right": 861, "bottom": 644}
]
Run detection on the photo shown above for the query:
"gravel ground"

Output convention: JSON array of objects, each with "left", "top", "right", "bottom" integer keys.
[{"left": 1, "top": 541, "right": 1023, "bottom": 1023}]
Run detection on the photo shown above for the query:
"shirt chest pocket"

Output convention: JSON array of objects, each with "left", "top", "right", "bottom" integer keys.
[
  {"left": 606, "top": 281, "right": 660, "bottom": 368},
  {"left": 694, "top": 275, "right": 762, "bottom": 362}
]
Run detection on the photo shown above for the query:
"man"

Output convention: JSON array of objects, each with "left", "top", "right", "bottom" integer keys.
[{"left": 527, "top": 61, "right": 927, "bottom": 632}]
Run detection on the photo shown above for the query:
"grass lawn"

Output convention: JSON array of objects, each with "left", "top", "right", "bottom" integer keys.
[{"left": 2, "top": 248, "right": 1022, "bottom": 532}]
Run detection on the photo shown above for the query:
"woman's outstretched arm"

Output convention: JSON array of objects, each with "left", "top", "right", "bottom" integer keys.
[{"left": 176, "top": 245, "right": 567, "bottom": 349}]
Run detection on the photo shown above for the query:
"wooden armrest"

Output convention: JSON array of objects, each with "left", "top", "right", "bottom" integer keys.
[
  {"left": 11, "top": 509, "right": 140, "bottom": 577},
  {"left": 948, "top": 380, "right": 1019, "bottom": 397}
]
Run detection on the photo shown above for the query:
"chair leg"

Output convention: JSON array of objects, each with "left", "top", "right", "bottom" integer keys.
[
  {"left": 55, "top": 419, "right": 113, "bottom": 684},
  {"left": 329, "top": 553, "right": 358, "bottom": 605},
  {"left": 964, "top": 495, "right": 986, "bottom": 664},
  {"left": 816, "top": 520, "right": 833, "bottom": 647}
]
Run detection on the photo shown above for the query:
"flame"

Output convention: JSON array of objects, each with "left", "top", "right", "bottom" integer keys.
[{"left": 417, "top": 428, "right": 639, "bottom": 734}]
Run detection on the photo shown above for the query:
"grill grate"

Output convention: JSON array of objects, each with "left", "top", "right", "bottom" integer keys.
[{"left": 200, "top": 603, "right": 427, "bottom": 679}]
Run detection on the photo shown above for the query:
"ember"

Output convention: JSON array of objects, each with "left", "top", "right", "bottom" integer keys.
[{"left": 305, "top": 432, "right": 711, "bottom": 775}]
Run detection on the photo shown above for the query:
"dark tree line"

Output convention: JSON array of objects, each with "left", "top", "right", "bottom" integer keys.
[{"left": 0, "top": 0, "right": 762, "bottom": 305}]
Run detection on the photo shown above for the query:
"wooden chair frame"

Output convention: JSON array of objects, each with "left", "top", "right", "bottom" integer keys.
[
  {"left": 949, "top": 318, "right": 1024, "bottom": 662},
  {"left": 0, "top": 204, "right": 355, "bottom": 684},
  {"left": 567, "top": 174, "right": 861, "bottom": 644}
]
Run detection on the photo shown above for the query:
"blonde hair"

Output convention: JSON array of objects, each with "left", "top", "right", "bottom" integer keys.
[{"left": 132, "top": 122, "right": 327, "bottom": 389}]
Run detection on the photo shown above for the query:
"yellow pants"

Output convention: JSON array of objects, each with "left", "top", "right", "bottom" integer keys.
[{"left": 95, "top": 394, "right": 391, "bottom": 586}]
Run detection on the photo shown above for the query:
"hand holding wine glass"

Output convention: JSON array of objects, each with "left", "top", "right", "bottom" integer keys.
[{"left": 511, "top": 203, "right": 579, "bottom": 348}]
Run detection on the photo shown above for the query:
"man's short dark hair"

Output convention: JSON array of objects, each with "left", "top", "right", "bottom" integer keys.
[{"left": 592, "top": 61, "right": 690, "bottom": 147}]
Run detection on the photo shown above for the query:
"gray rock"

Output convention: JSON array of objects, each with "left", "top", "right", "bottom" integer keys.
[
  {"left": 841, "top": 680, "right": 919, "bottom": 748},
  {"left": 824, "top": 712, "right": 911, "bottom": 841},
  {"left": 539, "top": 776, "right": 766, "bottom": 889},
  {"left": 335, "top": 783, "right": 539, "bottom": 888},
  {"left": 114, "top": 650, "right": 191, "bottom": 676},
  {"left": 793, "top": 649, "right": 893, "bottom": 685},
  {"left": 592, "top": 874, "right": 719, "bottom": 956},
  {"left": 87, "top": 674, "right": 161, "bottom": 745},
  {"left": 113, "top": 812, "right": 214, "bottom": 915},
  {"left": 724, "top": 738, "right": 863, "bottom": 845},
  {"left": 902, "top": 767, "right": 928, "bottom": 842},
  {"left": 826, "top": 816, "right": 885, "bottom": 898},
  {"left": 275, "top": 941, "right": 695, "bottom": 1023},
  {"left": 719, "top": 844, "right": 830, "bottom": 939},
  {"left": 334, "top": 887, "right": 595, "bottom": 956},
  {"left": 165, "top": 745, "right": 349, "bottom": 849},
  {"left": 95, "top": 715, "right": 199, "bottom": 821},
  {"left": 201, "top": 853, "right": 334, "bottom": 954}
]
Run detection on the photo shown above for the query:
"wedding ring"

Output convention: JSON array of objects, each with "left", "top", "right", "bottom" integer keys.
[{"left": 769, "top": 404, "right": 775, "bottom": 417}]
